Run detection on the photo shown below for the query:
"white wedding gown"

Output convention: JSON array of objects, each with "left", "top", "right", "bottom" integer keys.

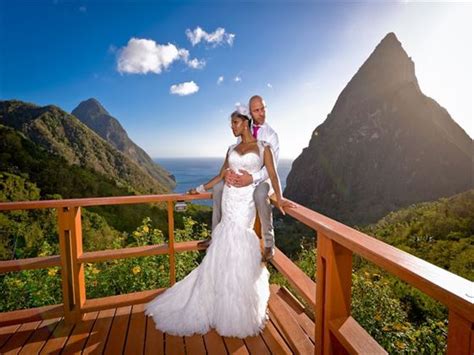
[{"left": 144, "top": 141, "right": 271, "bottom": 338}]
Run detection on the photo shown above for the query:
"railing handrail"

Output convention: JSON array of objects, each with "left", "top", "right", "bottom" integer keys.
[{"left": 0, "top": 192, "right": 212, "bottom": 211}]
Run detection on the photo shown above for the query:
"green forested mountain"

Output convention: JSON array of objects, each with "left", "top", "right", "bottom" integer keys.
[
  {"left": 71, "top": 98, "right": 176, "bottom": 190},
  {"left": 0, "top": 100, "right": 171, "bottom": 195},
  {"left": 359, "top": 188, "right": 474, "bottom": 281},
  {"left": 0, "top": 124, "right": 170, "bottom": 234}
]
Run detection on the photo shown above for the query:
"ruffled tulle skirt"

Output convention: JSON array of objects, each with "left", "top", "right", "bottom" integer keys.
[{"left": 144, "top": 219, "right": 270, "bottom": 338}]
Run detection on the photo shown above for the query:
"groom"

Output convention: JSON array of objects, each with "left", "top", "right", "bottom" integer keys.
[{"left": 199, "top": 95, "right": 279, "bottom": 262}]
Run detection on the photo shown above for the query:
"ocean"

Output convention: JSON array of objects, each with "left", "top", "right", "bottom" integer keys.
[{"left": 154, "top": 158, "right": 294, "bottom": 206}]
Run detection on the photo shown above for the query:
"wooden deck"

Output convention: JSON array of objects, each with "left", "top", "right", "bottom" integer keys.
[{"left": 0, "top": 284, "right": 315, "bottom": 354}]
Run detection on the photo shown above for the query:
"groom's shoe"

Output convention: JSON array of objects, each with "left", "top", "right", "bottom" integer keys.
[
  {"left": 197, "top": 237, "right": 212, "bottom": 248},
  {"left": 262, "top": 246, "right": 275, "bottom": 262}
]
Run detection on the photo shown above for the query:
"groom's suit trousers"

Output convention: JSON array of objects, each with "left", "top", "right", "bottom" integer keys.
[{"left": 212, "top": 180, "right": 275, "bottom": 248}]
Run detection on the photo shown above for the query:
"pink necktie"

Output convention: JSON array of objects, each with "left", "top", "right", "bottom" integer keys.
[{"left": 252, "top": 125, "right": 260, "bottom": 138}]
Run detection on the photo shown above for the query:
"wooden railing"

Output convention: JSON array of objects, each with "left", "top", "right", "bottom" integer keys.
[
  {"left": 277, "top": 198, "right": 474, "bottom": 355},
  {"left": 0, "top": 193, "right": 473, "bottom": 354},
  {"left": 0, "top": 194, "right": 213, "bottom": 326}
]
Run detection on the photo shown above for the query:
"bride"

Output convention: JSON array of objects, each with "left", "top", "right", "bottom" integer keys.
[{"left": 144, "top": 106, "right": 294, "bottom": 338}]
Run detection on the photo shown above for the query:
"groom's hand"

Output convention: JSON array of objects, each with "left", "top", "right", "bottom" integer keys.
[
  {"left": 233, "top": 169, "right": 253, "bottom": 187},
  {"left": 224, "top": 169, "right": 238, "bottom": 186}
]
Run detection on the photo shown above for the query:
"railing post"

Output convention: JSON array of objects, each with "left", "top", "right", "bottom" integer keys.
[
  {"left": 57, "top": 206, "right": 86, "bottom": 325},
  {"left": 315, "top": 232, "right": 353, "bottom": 355},
  {"left": 447, "top": 311, "right": 474, "bottom": 355},
  {"left": 167, "top": 201, "right": 176, "bottom": 285}
]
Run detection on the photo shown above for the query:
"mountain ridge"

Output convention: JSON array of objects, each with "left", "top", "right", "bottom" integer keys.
[
  {"left": 0, "top": 99, "right": 172, "bottom": 195},
  {"left": 71, "top": 98, "right": 176, "bottom": 189}
]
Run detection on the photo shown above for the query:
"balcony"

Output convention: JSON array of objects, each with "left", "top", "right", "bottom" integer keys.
[{"left": 0, "top": 193, "right": 472, "bottom": 354}]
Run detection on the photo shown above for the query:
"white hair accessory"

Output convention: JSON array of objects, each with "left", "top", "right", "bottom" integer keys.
[{"left": 235, "top": 103, "right": 249, "bottom": 117}]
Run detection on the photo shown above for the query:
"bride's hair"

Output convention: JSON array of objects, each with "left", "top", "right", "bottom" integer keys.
[{"left": 231, "top": 111, "right": 251, "bottom": 128}]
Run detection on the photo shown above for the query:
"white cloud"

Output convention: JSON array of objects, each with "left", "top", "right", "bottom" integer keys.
[
  {"left": 234, "top": 76, "right": 242, "bottom": 83},
  {"left": 186, "top": 26, "right": 235, "bottom": 47},
  {"left": 176, "top": 48, "right": 205, "bottom": 69},
  {"left": 267, "top": 83, "right": 273, "bottom": 88},
  {"left": 177, "top": 48, "right": 189, "bottom": 61},
  {"left": 117, "top": 38, "right": 189, "bottom": 74},
  {"left": 170, "top": 81, "right": 199, "bottom": 96},
  {"left": 187, "top": 58, "right": 206, "bottom": 69},
  {"left": 217, "top": 76, "right": 224, "bottom": 85}
]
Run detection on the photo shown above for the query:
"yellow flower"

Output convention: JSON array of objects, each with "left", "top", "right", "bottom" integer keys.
[
  {"left": 143, "top": 226, "right": 149, "bottom": 233},
  {"left": 14, "top": 279, "right": 25, "bottom": 287},
  {"left": 394, "top": 341, "right": 406, "bottom": 349},
  {"left": 132, "top": 266, "right": 141, "bottom": 274},
  {"left": 92, "top": 267, "right": 100, "bottom": 274},
  {"left": 374, "top": 313, "right": 382, "bottom": 321},
  {"left": 393, "top": 323, "right": 405, "bottom": 331},
  {"left": 133, "top": 231, "right": 140, "bottom": 237},
  {"left": 48, "top": 268, "right": 57, "bottom": 276}
]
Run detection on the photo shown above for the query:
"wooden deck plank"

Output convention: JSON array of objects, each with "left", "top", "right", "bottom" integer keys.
[
  {"left": 82, "top": 308, "right": 115, "bottom": 354},
  {"left": 184, "top": 334, "right": 206, "bottom": 355},
  {"left": 260, "top": 317, "right": 292, "bottom": 354},
  {"left": 61, "top": 311, "right": 98, "bottom": 353},
  {"left": 0, "top": 324, "right": 21, "bottom": 349},
  {"left": 18, "top": 317, "right": 61, "bottom": 354},
  {"left": 123, "top": 303, "right": 147, "bottom": 354},
  {"left": 268, "top": 285, "right": 314, "bottom": 354},
  {"left": 1, "top": 282, "right": 316, "bottom": 354},
  {"left": 104, "top": 305, "right": 132, "bottom": 354},
  {"left": 165, "top": 334, "right": 185, "bottom": 355},
  {"left": 276, "top": 286, "right": 315, "bottom": 343},
  {"left": 243, "top": 333, "right": 271, "bottom": 355},
  {"left": 39, "top": 318, "right": 75, "bottom": 354},
  {"left": 204, "top": 329, "right": 227, "bottom": 354},
  {"left": 223, "top": 336, "right": 249, "bottom": 354},
  {"left": 145, "top": 316, "right": 165, "bottom": 354},
  {"left": 0, "top": 320, "right": 41, "bottom": 354}
]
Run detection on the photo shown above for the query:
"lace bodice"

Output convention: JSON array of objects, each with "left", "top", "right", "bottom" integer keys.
[{"left": 227, "top": 141, "right": 267, "bottom": 174}]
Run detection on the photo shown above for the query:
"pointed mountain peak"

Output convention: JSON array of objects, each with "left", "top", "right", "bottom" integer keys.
[
  {"left": 72, "top": 98, "right": 110, "bottom": 118},
  {"left": 380, "top": 32, "right": 400, "bottom": 46},
  {"left": 329, "top": 32, "right": 419, "bottom": 118},
  {"left": 362, "top": 32, "right": 415, "bottom": 82}
]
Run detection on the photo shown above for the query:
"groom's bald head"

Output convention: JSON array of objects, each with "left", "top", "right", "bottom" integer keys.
[{"left": 249, "top": 95, "right": 266, "bottom": 125}]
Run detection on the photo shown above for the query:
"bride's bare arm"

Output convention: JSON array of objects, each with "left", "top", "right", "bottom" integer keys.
[
  {"left": 263, "top": 145, "right": 296, "bottom": 215},
  {"left": 203, "top": 156, "right": 229, "bottom": 190},
  {"left": 188, "top": 152, "right": 229, "bottom": 194}
]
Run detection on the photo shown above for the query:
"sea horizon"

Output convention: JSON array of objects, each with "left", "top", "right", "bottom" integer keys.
[{"left": 154, "top": 157, "right": 294, "bottom": 207}]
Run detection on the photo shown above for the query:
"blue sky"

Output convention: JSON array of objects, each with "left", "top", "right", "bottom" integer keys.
[{"left": 1, "top": 1, "right": 472, "bottom": 159}]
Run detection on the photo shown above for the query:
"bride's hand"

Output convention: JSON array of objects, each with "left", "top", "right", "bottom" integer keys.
[{"left": 276, "top": 198, "right": 296, "bottom": 215}]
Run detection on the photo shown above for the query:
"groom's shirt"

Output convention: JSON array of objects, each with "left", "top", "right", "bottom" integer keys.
[{"left": 237, "top": 122, "right": 279, "bottom": 186}]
